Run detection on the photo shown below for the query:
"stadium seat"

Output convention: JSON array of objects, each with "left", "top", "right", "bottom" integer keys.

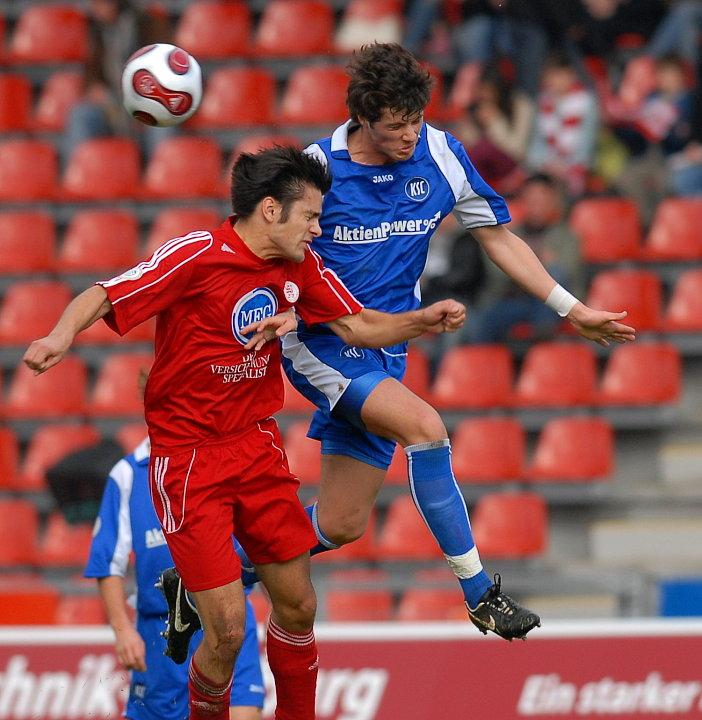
[
  {"left": 19, "top": 424, "right": 101, "bottom": 492},
  {"left": 146, "top": 208, "right": 221, "bottom": 256},
  {"left": 55, "top": 595, "right": 107, "bottom": 625},
  {"left": 143, "top": 137, "right": 223, "bottom": 199},
  {"left": 0, "top": 428, "right": 19, "bottom": 489},
  {"left": 175, "top": 0, "right": 251, "bottom": 59},
  {"left": 0, "top": 280, "right": 73, "bottom": 345},
  {"left": 528, "top": 416, "right": 614, "bottom": 482},
  {"left": 280, "top": 373, "right": 316, "bottom": 413},
  {"left": 314, "top": 508, "right": 379, "bottom": 563},
  {"left": 385, "top": 444, "right": 407, "bottom": 485},
  {"left": 0, "top": 74, "right": 31, "bottom": 131},
  {"left": 33, "top": 70, "right": 83, "bottom": 131},
  {"left": 431, "top": 345, "right": 513, "bottom": 409},
  {"left": 59, "top": 210, "right": 139, "bottom": 273},
  {"left": 569, "top": 197, "right": 641, "bottom": 262},
  {"left": 191, "top": 67, "right": 276, "bottom": 128},
  {"left": 666, "top": 270, "right": 702, "bottom": 331},
  {"left": 376, "top": 495, "right": 444, "bottom": 560},
  {"left": 514, "top": 342, "right": 597, "bottom": 407},
  {"left": 335, "top": 0, "right": 403, "bottom": 53},
  {"left": 423, "top": 63, "right": 448, "bottom": 122},
  {"left": 9, "top": 5, "right": 88, "bottom": 63},
  {"left": 403, "top": 345, "right": 431, "bottom": 400},
  {"left": 62, "top": 138, "right": 141, "bottom": 201},
  {"left": 397, "top": 588, "right": 467, "bottom": 621},
  {"left": 599, "top": 343, "right": 681, "bottom": 405},
  {"left": 451, "top": 417, "right": 526, "bottom": 483},
  {"left": 116, "top": 422, "right": 148, "bottom": 454},
  {"left": 0, "top": 212, "right": 56, "bottom": 273},
  {"left": 0, "top": 140, "right": 58, "bottom": 201},
  {"left": 472, "top": 492, "right": 548, "bottom": 558},
  {"left": 0, "top": 500, "right": 38, "bottom": 565},
  {"left": 284, "top": 421, "right": 321, "bottom": 485},
  {"left": 642, "top": 198, "right": 702, "bottom": 261},
  {"left": 5, "top": 355, "right": 88, "bottom": 418},
  {"left": 0, "top": 576, "right": 59, "bottom": 624},
  {"left": 586, "top": 269, "right": 662, "bottom": 333},
  {"left": 75, "top": 315, "right": 155, "bottom": 345},
  {"left": 278, "top": 66, "right": 349, "bottom": 125},
  {"left": 254, "top": 0, "right": 334, "bottom": 57},
  {"left": 36, "top": 513, "right": 93, "bottom": 567},
  {"left": 326, "top": 569, "right": 393, "bottom": 621},
  {"left": 231, "top": 134, "right": 302, "bottom": 160},
  {"left": 88, "top": 352, "right": 154, "bottom": 416}
]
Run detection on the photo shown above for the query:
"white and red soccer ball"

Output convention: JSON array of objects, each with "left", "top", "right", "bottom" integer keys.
[{"left": 122, "top": 43, "right": 202, "bottom": 127}]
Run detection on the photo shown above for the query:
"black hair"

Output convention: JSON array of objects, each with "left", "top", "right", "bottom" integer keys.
[
  {"left": 346, "top": 43, "right": 433, "bottom": 124},
  {"left": 524, "top": 172, "right": 559, "bottom": 190},
  {"left": 230, "top": 146, "right": 331, "bottom": 220}
]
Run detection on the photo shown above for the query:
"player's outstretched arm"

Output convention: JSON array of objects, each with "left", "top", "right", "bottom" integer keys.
[
  {"left": 327, "top": 299, "right": 466, "bottom": 349},
  {"left": 97, "top": 576, "right": 146, "bottom": 672},
  {"left": 23, "top": 285, "right": 112, "bottom": 375},
  {"left": 472, "top": 224, "right": 636, "bottom": 346},
  {"left": 241, "top": 308, "right": 298, "bottom": 351}
]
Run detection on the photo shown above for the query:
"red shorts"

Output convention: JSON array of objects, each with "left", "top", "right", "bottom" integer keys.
[{"left": 148, "top": 418, "right": 316, "bottom": 592}]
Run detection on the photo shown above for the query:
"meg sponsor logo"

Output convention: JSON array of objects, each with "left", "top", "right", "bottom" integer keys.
[{"left": 231, "top": 288, "right": 278, "bottom": 345}]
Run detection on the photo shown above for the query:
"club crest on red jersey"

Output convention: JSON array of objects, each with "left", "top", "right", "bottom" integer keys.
[{"left": 231, "top": 288, "right": 278, "bottom": 345}]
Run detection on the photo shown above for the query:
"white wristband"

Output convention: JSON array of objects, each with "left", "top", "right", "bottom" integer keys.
[{"left": 545, "top": 284, "right": 579, "bottom": 317}]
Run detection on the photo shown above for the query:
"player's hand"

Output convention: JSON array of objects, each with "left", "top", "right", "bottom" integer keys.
[
  {"left": 242, "top": 309, "right": 297, "bottom": 351},
  {"left": 567, "top": 304, "right": 636, "bottom": 347},
  {"left": 114, "top": 625, "right": 146, "bottom": 672},
  {"left": 420, "top": 299, "right": 467, "bottom": 334},
  {"left": 22, "top": 332, "right": 72, "bottom": 375}
]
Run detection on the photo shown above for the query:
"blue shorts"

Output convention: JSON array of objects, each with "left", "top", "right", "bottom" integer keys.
[
  {"left": 126, "top": 598, "right": 264, "bottom": 720},
  {"left": 281, "top": 325, "right": 406, "bottom": 469}
]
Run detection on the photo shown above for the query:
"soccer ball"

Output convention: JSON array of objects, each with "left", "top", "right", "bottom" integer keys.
[{"left": 121, "top": 43, "right": 202, "bottom": 127}]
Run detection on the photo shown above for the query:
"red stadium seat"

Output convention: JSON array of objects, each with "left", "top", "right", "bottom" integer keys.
[
  {"left": 423, "top": 63, "right": 448, "bottom": 122},
  {"left": 146, "top": 208, "right": 221, "bottom": 256},
  {"left": 0, "top": 140, "right": 58, "bottom": 201},
  {"left": 284, "top": 421, "right": 321, "bottom": 485},
  {"left": 191, "top": 67, "right": 276, "bottom": 128},
  {"left": 397, "top": 588, "right": 467, "bottom": 621},
  {"left": 0, "top": 576, "right": 59, "bottom": 624},
  {"left": 59, "top": 210, "right": 139, "bottom": 273},
  {"left": 451, "top": 417, "right": 525, "bottom": 483},
  {"left": 0, "top": 74, "right": 31, "bottom": 131},
  {"left": 0, "top": 500, "right": 38, "bottom": 565},
  {"left": 37, "top": 514, "right": 93, "bottom": 567},
  {"left": 88, "top": 352, "right": 154, "bottom": 416},
  {"left": 314, "top": 508, "right": 379, "bottom": 563},
  {"left": 666, "top": 270, "right": 702, "bottom": 331},
  {"left": 116, "top": 422, "right": 148, "bottom": 454},
  {"left": 0, "top": 280, "right": 72, "bottom": 345},
  {"left": 376, "top": 495, "right": 444, "bottom": 560},
  {"left": 19, "top": 424, "right": 100, "bottom": 492},
  {"left": 75, "top": 316, "right": 156, "bottom": 345},
  {"left": 431, "top": 345, "right": 513, "bottom": 409},
  {"left": 570, "top": 198, "right": 641, "bottom": 262},
  {"left": 326, "top": 569, "right": 393, "bottom": 621},
  {"left": 62, "top": 138, "right": 141, "bottom": 201},
  {"left": 231, "top": 134, "right": 302, "bottom": 160},
  {"left": 385, "top": 444, "right": 407, "bottom": 485},
  {"left": 403, "top": 345, "right": 431, "bottom": 400},
  {"left": 335, "top": 0, "right": 403, "bottom": 53},
  {"left": 586, "top": 269, "right": 662, "bottom": 332},
  {"left": 55, "top": 595, "right": 107, "bottom": 625},
  {"left": 0, "top": 428, "right": 19, "bottom": 489},
  {"left": 600, "top": 343, "right": 681, "bottom": 405},
  {"left": 279, "top": 66, "right": 349, "bottom": 125},
  {"left": 33, "top": 70, "right": 83, "bottom": 131},
  {"left": 642, "top": 198, "right": 702, "bottom": 261},
  {"left": 528, "top": 417, "right": 613, "bottom": 482},
  {"left": 5, "top": 355, "right": 88, "bottom": 418},
  {"left": 175, "top": 0, "right": 251, "bottom": 59},
  {"left": 254, "top": 0, "right": 334, "bottom": 57},
  {"left": 280, "top": 373, "right": 316, "bottom": 413},
  {"left": 0, "top": 212, "right": 56, "bottom": 273},
  {"left": 143, "top": 137, "right": 223, "bottom": 199},
  {"left": 9, "top": 5, "right": 87, "bottom": 63},
  {"left": 472, "top": 492, "right": 547, "bottom": 558},
  {"left": 514, "top": 342, "right": 597, "bottom": 407}
]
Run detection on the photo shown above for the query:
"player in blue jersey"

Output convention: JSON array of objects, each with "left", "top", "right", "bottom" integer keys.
[
  {"left": 85, "top": 437, "right": 264, "bottom": 720},
  {"left": 274, "top": 43, "right": 636, "bottom": 640}
]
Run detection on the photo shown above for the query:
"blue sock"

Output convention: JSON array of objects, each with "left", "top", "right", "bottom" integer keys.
[
  {"left": 233, "top": 502, "right": 338, "bottom": 588},
  {"left": 406, "top": 439, "right": 492, "bottom": 607}
]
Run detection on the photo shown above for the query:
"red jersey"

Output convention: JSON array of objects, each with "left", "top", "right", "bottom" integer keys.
[{"left": 99, "top": 219, "right": 363, "bottom": 454}]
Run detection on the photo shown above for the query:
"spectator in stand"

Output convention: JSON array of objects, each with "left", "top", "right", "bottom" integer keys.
[
  {"left": 527, "top": 54, "right": 599, "bottom": 196},
  {"left": 455, "top": 66, "right": 534, "bottom": 195},
  {"left": 465, "top": 173, "right": 582, "bottom": 344}
]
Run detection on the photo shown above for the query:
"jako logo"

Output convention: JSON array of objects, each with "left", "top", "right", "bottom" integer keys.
[
  {"left": 231, "top": 288, "right": 277, "bottom": 345},
  {"left": 405, "top": 177, "right": 430, "bottom": 201},
  {"left": 341, "top": 346, "right": 365, "bottom": 360},
  {"left": 372, "top": 174, "right": 394, "bottom": 184}
]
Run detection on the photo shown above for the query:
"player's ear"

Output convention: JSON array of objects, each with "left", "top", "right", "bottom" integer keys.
[{"left": 260, "top": 196, "right": 278, "bottom": 224}]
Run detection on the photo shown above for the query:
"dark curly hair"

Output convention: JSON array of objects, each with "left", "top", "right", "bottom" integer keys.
[{"left": 346, "top": 43, "right": 433, "bottom": 124}]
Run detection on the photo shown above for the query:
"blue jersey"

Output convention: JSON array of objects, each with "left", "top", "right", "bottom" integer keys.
[{"left": 304, "top": 120, "right": 510, "bottom": 315}]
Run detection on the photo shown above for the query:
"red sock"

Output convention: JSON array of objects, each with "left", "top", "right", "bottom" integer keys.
[
  {"left": 266, "top": 619, "right": 318, "bottom": 720},
  {"left": 188, "top": 656, "right": 232, "bottom": 720}
]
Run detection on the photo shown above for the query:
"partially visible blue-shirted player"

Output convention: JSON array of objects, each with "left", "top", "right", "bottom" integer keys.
[
  {"left": 85, "top": 438, "right": 264, "bottom": 720},
  {"left": 274, "top": 43, "right": 636, "bottom": 640}
]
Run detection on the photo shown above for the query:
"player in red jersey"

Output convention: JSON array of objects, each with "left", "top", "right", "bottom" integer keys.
[{"left": 24, "top": 147, "right": 466, "bottom": 720}]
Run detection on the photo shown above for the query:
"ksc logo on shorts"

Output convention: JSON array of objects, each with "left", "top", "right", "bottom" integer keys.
[
  {"left": 231, "top": 288, "right": 277, "bottom": 345},
  {"left": 405, "top": 177, "right": 430, "bottom": 202},
  {"left": 341, "top": 345, "right": 365, "bottom": 360}
]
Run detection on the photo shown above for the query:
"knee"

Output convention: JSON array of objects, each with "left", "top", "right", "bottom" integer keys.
[
  {"left": 204, "top": 619, "right": 245, "bottom": 664},
  {"left": 402, "top": 404, "right": 447, "bottom": 445},
  {"left": 326, "top": 511, "right": 368, "bottom": 546},
  {"left": 272, "top": 591, "right": 317, "bottom": 631}
]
